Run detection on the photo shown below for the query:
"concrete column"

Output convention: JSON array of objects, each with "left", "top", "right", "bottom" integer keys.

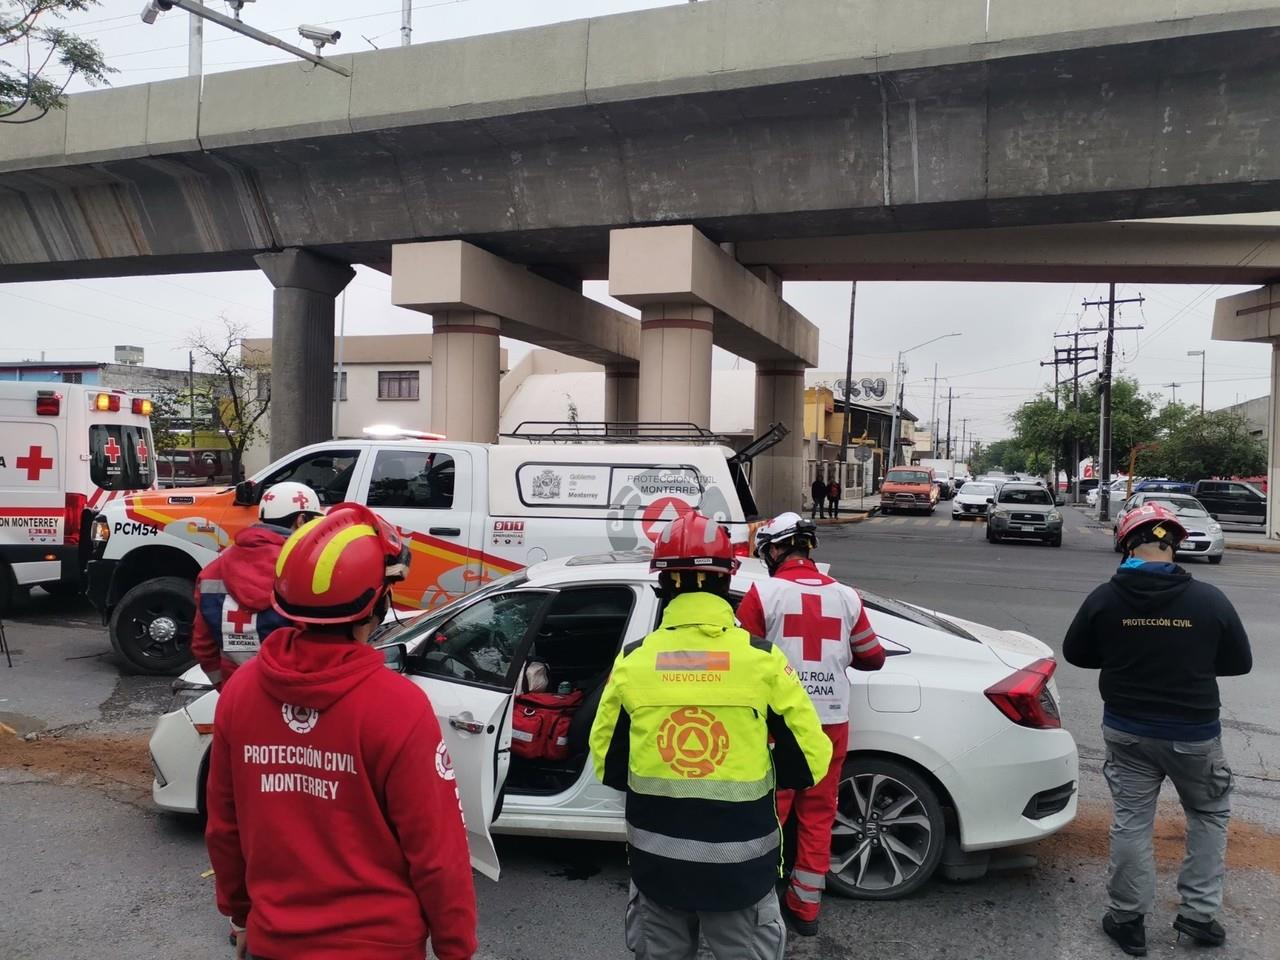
[
  {"left": 1270, "top": 342, "right": 1280, "bottom": 540},
  {"left": 255, "top": 249, "right": 354, "bottom": 461},
  {"left": 431, "top": 310, "right": 501, "bottom": 442},
  {"left": 753, "top": 361, "right": 806, "bottom": 518},
  {"left": 638, "top": 304, "right": 714, "bottom": 427},
  {"left": 605, "top": 363, "right": 640, "bottom": 423}
]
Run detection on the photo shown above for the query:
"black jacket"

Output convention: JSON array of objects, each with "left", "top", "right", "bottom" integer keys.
[{"left": 1063, "top": 565, "right": 1252, "bottom": 726}]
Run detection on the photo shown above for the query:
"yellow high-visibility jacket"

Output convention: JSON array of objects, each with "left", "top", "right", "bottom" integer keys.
[{"left": 589, "top": 590, "right": 831, "bottom": 911}]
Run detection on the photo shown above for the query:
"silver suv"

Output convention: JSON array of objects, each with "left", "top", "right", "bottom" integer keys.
[{"left": 986, "top": 483, "right": 1064, "bottom": 547}]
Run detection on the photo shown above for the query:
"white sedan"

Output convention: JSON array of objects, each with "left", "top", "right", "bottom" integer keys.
[{"left": 150, "top": 556, "right": 1078, "bottom": 900}]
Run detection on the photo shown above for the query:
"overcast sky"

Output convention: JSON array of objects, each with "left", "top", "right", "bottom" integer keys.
[{"left": 3, "top": 0, "right": 1274, "bottom": 445}]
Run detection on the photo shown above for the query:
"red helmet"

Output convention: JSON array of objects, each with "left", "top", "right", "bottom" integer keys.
[
  {"left": 650, "top": 511, "right": 738, "bottom": 576},
  {"left": 1116, "top": 502, "right": 1188, "bottom": 553},
  {"left": 273, "top": 503, "right": 411, "bottom": 625}
]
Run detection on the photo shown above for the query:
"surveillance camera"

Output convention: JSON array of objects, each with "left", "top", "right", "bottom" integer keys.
[
  {"left": 298, "top": 25, "right": 341, "bottom": 46},
  {"left": 140, "top": 0, "right": 173, "bottom": 25}
]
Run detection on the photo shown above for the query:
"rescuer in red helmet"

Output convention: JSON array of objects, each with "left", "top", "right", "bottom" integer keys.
[
  {"left": 204, "top": 503, "right": 477, "bottom": 960},
  {"left": 590, "top": 511, "right": 830, "bottom": 960},
  {"left": 737, "top": 512, "right": 885, "bottom": 935},
  {"left": 1065, "top": 501, "right": 1251, "bottom": 956}
]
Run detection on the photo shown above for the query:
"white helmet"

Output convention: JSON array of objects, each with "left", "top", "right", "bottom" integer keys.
[
  {"left": 259, "top": 482, "right": 323, "bottom": 524},
  {"left": 754, "top": 511, "right": 818, "bottom": 560}
]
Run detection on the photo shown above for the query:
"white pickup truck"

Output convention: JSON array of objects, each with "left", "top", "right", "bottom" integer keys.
[{"left": 86, "top": 429, "right": 763, "bottom": 674}]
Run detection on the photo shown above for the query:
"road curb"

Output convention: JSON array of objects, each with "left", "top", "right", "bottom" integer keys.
[
  {"left": 1225, "top": 540, "right": 1280, "bottom": 554},
  {"left": 817, "top": 507, "right": 879, "bottom": 526}
]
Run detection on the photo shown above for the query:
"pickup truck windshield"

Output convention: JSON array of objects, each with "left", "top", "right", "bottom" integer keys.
[
  {"left": 999, "top": 487, "right": 1053, "bottom": 506},
  {"left": 889, "top": 471, "right": 930, "bottom": 484}
]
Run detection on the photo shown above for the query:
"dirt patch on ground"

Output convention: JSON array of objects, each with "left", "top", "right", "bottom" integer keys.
[
  {"left": 1038, "top": 798, "right": 1280, "bottom": 874},
  {"left": 0, "top": 729, "right": 152, "bottom": 804}
]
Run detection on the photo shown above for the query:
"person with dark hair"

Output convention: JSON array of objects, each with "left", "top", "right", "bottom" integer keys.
[
  {"left": 809, "top": 476, "right": 828, "bottom": 520},
  {"left": 1065, "top": 502, "right": 1252, "bottom": 957},
  {"left": 590, "top": 512, "right": 829, "bottom": 960},
  {"left": 191, "top": 482, "right": 322, "bottom": 690},
  {"left": 205, "top": 503, "right": 477, "bottom": 960},
  {"left": 738, "top": 512, "right": 884, "bottom": 935},
  {"left": 826, "top": 479, "right": 841, "bottom": 519}
]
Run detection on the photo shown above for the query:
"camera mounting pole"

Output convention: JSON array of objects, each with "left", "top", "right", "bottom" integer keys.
[{"left": 141, "top": 0, "right": 351, "bottom": 77}]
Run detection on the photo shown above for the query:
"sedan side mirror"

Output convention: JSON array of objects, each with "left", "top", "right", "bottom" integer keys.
[
  {"left": 986, "top": 497, "right": 995, "bottom": 505},
  {"left": 1210, "top": 513, "right": 1219, "bottom": 521},
  {"left": 381, "top": 642, "right": 408, "bottom": 672},
  {"left": 233, "top": 479, "right": 262, "bottom": 506}
]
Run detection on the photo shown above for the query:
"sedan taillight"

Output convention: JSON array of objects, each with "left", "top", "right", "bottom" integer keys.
[{"left": 984, "top": 658, "right": 1061, "bottom": 729}]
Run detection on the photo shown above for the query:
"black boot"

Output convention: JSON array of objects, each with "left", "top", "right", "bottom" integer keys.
[
  {"left": 779, "top": 899, "right": 819, "bottom": 938},
  {"left": 1102, "top": 915, "right": 1147, "bottom": 956},
  {"left": 1173, "top": 915, "right": 1226, "bottom": 946}
]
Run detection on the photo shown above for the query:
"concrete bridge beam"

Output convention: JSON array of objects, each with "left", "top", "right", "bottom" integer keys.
[
  {"left": 1212, "top": 286, "right": 1280, "bottom": 541},
  {"left": 604, "top": 363, "right": 640, "bottom": 423},
  {"left": 636, "top": 304, "right": 715, "bottom": 428},
  {"left": 430, "top": 311, "right": 502, "bottom": 443},
  {"left": 753, "top": 362, "right": 807, "bottom": 520},
  {"left": 254, "top": 248, "right": 354, "bottom": 461}
]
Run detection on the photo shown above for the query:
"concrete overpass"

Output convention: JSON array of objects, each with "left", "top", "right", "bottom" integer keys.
[{"left": 7, "top": 0, "right": 1280, "bottom": 514}]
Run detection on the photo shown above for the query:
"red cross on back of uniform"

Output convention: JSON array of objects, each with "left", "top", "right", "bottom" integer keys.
[{"left": 783, "top": 593, "right": 843, "bottom": 661}]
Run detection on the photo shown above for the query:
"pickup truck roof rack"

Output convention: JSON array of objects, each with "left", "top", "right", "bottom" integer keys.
[{"left": 502, "top": 421, "right": 734, "bottom": 445}]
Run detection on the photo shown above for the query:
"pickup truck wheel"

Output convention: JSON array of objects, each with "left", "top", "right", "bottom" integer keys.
[{"left": 109, "top": 576, "right": 197, "bottom": 676}]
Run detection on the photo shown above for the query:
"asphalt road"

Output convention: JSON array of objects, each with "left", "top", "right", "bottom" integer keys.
[{"left": 1, "top": 510, "right": 1277, "bottom": 960}]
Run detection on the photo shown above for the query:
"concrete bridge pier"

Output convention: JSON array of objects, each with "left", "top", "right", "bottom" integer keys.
[
  {"left": 604, "top": 363, "right": 640, "bottom": 423},
  {"left": 430, "top": 311, "right": 503, "bottom": 443},
  {"left": 255, "top": 249, "right": 354, "bottom": 461},
  {"left": 637, "top": 305, "right": 714, "bottom": 427},
  {"left": 753, "top": 362, "right": 806, "bottom": 520},
  {"left": 1212, "top": 287, "right": 1280, "bottom": 541}
]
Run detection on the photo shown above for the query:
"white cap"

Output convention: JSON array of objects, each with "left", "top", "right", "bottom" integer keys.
[{"left": 259, "top": 482, "right": 322, "bottom": 523}]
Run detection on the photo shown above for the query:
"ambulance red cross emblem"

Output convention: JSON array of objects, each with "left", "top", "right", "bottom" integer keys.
[
  {"left": 135, "top": 439, "right": 149, "bottom": 462},
  {"left": 16, "top": 445, "right": 54, "bottom": 481},
  {"left": 103, "top": 437, "right": 122, "bottom": 464}
]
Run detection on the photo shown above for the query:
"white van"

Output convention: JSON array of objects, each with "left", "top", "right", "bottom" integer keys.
[
  {"left": 86, "top": 430, "right": 760, "bottom": 674},
  {"left": 0, "top": 382, "right": 156, "bottom": 612}
]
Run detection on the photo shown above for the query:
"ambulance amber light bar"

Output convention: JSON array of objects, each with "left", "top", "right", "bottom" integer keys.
[
  {"left": 132, "top": 398, "right": 154, "bottom": 416},
  {"left": 36, "top": 390, "right": 61, "bottom": 416},
  {"left": 94, "top": 393, "right": 121, "bottom": 412}
]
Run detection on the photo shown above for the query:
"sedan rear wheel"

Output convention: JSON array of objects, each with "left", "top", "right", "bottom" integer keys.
[{"left": 827, "top": 757, "right": 947, "bottom": 901}]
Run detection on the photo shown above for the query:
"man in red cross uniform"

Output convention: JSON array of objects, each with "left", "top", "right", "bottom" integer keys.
[
  {"left": 736, "top": 511, "right": 885, "bottom": 936},
  {"left": 191, "top": 482, "right": 323, "bottom": 690}
]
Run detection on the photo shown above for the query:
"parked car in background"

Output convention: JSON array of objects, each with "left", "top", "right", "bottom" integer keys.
[
  {"left": 150, "top": 554, "right": 1079, "bottom": 899},
  {"left": 1133, "top": 479, "right": 1195, "bottom": 495},
  {"left": 1191, "top": 479, "right": 1267, "bottom": 526},
  {"left": 156, "top": 449, "right": 234, "bottom": 488},
  {"left": 986, "top": 482, "right": 1064, "bottom": 547},
  {"left": 1112, "top": 493, "right": 1224, "bottom": 563},
  {"left": 952, "top": 481, "right": 997, "bottom": 520},
  {"left": 1086, "top": 477, "right": 1132, "bottom": 509},
  {"left": 880, "top": 467, "right": 939, "bottom": 514}
]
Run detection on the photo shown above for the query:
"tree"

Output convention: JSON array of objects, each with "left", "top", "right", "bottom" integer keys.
[
  {"left": 2, "top": 1, "right": 113, "bottom": 124},
  {"left": 970, "top": 438, "right": 1029, "bottom": 476},
  {"left": 1144, "top": 411, "right": 1266, "bottom": 481},
  {"left": 147, "top": 386, "right": 186, "bottom": 453},
  {"left": 189, "top": 318, "right": 270, "bottom": 484}
]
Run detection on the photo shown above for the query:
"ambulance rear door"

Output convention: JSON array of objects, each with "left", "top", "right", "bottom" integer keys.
[{"left": 0, "top": 392, "right": 65, "bottom": 588}]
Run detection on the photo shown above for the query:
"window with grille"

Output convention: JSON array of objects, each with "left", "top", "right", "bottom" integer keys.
[{"left": 378, "top": 370, "right": 419, "bottom": 400}]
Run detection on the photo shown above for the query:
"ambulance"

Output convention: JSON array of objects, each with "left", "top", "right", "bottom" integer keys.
[
  {"left": 86, "top": 424, "right": 777, "bottom": 675},
  {"left": 0, "top": 382, "right": 156, "bottom": 613}
]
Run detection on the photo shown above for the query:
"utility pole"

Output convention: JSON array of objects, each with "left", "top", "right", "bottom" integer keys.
[
  {"left": 929, "top": 363, "right": 939, "bottom": 457},
  {"left": 1187, "top": 349, "right": 1206, "bottom": 414},
  {"left": 1163, "top": 382, "right": 1183, "bottom": 406},
  {"left": 188, "top": 1, "right": 203, "bottom": 76},
  {"left": 838, "top": 283, "right": 858, "bottom": 492},
  {"left": 1046, "top": 336, "right": 1099, "bottom": 503},
  {"left": 188, "top": 351, "right": 196, "bottom": 449},
  {"left": 401, "top": 0, "right": 412, "bottom": 46},
  {"left": 1081, "top": 284, "right": 1145, "bottom": 521},
  {"left": 945, "top": 388, "right": 953, "bottom": 460},
  {"left": 960, "top": 419, "right": 969, "bottom": 464}
]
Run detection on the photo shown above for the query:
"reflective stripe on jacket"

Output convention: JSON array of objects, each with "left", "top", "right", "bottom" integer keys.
[{"left": 589, "top": 590, "right": 831, "bottom": 911}]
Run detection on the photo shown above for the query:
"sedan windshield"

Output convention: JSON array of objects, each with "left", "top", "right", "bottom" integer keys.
[
  {"left": 999, "top": 487, "right": 1053, "bottom": 506},
  {"left": 962, "top": 483, "right": 995, "bottom": 497},
  {"left": 1149, "top": 497, "right": 1209, "bottom": 518}
]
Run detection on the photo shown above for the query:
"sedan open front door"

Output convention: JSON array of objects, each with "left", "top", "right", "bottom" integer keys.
[{"left": 404, "top": 588, "right": 553, "bottom": 879}]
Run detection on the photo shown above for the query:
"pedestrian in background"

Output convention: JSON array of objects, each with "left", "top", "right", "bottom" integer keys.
[
  {"left": 826, "top": 478, "right": 841, "bottom": 519},
  {"left": 1064, "top": 503, "right": 1251, "bottom": 957},
  {"left": 809, "top": 476, "right": 828, "bottom": 520},
  {"left": 590, "top": 512, "right": 830, "bottom": 960},
  {"left": 205, "top": 504, "right": 477, "bottom": 960}
]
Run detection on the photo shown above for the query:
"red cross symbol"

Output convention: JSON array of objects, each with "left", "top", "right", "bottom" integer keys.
[
  {"left": 262, "top": 492, "right": 275, "bottom": 502},
  {"left": 782, "top": 593, "right": 843, "bottom": 661},
  {"left": 102, "top": 437, "right": 122, "bottom": 464},
  {"left": 135, "top": 439, "right": 149, "bottom": 462},
  {"left": 292, "top": 491, "right": 311, "bottom": 509},
  {"left": 225, "top": 605, "right": 256, "bottom": 633},
  {"left": 15, "top": 445, "right": 54, "bottom": 481}
]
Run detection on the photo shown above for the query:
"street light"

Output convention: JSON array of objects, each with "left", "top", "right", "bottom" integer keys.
[
  {"left": 1187, "top": 349, "right": 1206, "bottom": 415},
  {"left": 888, "top": 333, "right": 963, "bottom": 468}
]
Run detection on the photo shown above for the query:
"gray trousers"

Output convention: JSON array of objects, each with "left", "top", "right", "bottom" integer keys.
[
  {"left": 1102, "top": 725, "right": 1233, "bottom": 924},
  {"left": 624, "top": 885, "right": 785, "bottom": 960}
]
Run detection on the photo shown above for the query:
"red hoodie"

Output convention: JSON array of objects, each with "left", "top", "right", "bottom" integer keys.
[
  {"left": 192, "top": 524, "right": 291, "bottom": 689},
  {"left": 205, "top": 628, "right": 478, "bottom": 960}
]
